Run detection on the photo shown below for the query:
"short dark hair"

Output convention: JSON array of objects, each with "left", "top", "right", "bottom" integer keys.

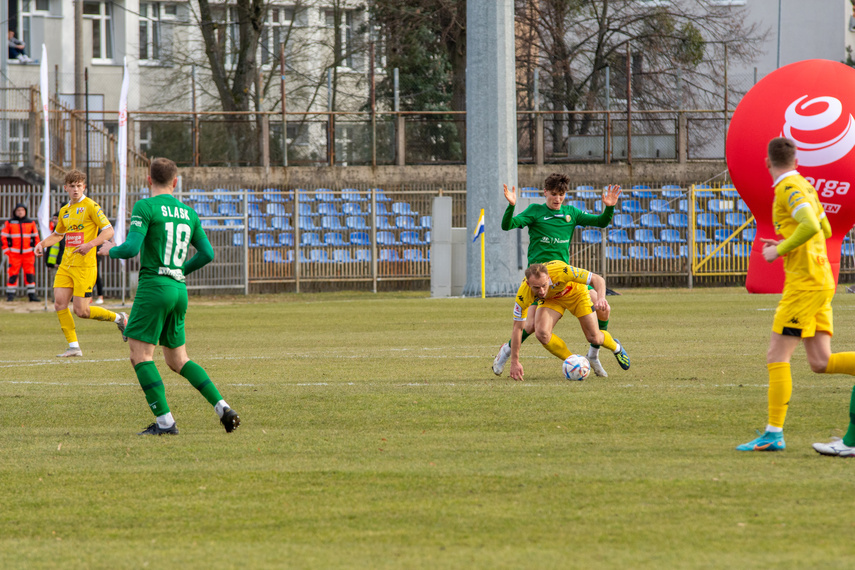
[
  {"left": 65, "top": 170, "right": 86, "bottom": 185},
  {"left": 767, "top": 137, "right": 797, "bottom": 168},
  {"left": 525, "top": 263, "right": 548, "bottom": 280},
  {"left": 544, "top": 173, "right": 570, "bottom": 194},
  {"left": 150, "top": 157, "right": 178, "bottom": 186}
]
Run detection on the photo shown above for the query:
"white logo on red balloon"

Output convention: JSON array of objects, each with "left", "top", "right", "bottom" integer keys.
[{"left": 781, "top": 95, "right": 855, "bottom": 167}]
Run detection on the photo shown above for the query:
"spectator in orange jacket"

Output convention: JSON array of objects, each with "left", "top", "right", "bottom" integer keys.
[{"left": 2, "top": 203, "right": 41, "bottom": 302}]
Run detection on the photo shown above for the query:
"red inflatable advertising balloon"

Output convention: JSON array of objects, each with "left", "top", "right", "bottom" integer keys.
[{"left": 727, "top": 59, "right": 855, "bottom": 293}]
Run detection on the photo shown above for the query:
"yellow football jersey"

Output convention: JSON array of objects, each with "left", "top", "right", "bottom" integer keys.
[
  {"left": 773, "top": 172, "right": 834, "bottom": 291},
  {"left": 513, "top": 260, "right": 592, "bottom": 321},
  {"left": 55, "top": 196, "right": 112, "bottom": 269}
]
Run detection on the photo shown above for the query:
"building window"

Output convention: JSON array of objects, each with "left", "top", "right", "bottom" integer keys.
[
  {"left": 325, "top": 9, "right": 356, "bottom": 69},
  {"left": 83, "top": 1, "right": 113, "bottom": 61},
  {"left": 139, "top": 3, "right": 161, "bottom": 61},
  {"left": 261, "top": 7, "right": 294, "bottom": 67},
  {"left": 8, "top": 120, "right": 29, "bottom": 165}
]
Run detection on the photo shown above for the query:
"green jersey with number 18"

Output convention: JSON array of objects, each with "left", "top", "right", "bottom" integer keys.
[{"left": 128, "top": 194, "right": 204, "bottom": 286}]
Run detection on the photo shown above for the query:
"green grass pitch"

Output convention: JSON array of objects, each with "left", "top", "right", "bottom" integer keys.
[{"left": 3, "top": 288, "right": 855, "bottom": 569}]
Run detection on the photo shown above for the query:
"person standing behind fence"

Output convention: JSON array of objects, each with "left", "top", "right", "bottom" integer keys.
[
  {"left": 44, "top": 212, "right": 65, "bottom": 269},
  {"left": 34, "top": 170, "right": 127, "bottom": 357},
  {"left": 492, "top": 173, "right": 621, "bottom": 378},
  {"left": 2, "top": 203, "right": 40, "bottom": 302}
]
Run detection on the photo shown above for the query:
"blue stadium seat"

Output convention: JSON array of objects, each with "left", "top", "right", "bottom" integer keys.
[
  {"left": 667, "top": 213, "right": 688, "bottom": 228},
  {"left": 270, "top": 216, "right": 292, "bottom": 231},
  {"left": 566, "top": 200, "right": 588, "bottom": 212},
  {"left": 660, "top": 229, "right": 685, "bottom": 243},
  {"left": 703, "top": 244, "right": 728, "bottom": 258},
  {"left": 355, "top": 248, "right": 372, "bottom": 261},
  {"left": 342, "top": 203, "right": 365, "bottom": 216},
  {"left": 629, "top": 246, "right": 654, "bottom": 260},
  {"left": 714, "top": 229, "right": 733, "bottom": 241},
  {"left": 278, "top": 232, "right": 294, "bottom": 247},
  {"left": 622, "top": 199, "right": 647, "bottom": 214},
  {"left": 315, "top": 188, "right": 341, "bottom": 202},
  {"left": 317, "top": 203, "right": 341, "bottom": 216},
  {"left": 737, "top": 199, "right": 751, "bottom": 213},
  {"left": 694, "top": 186, "right": 715, "bottom": 198},
  {"left": 294, "top": 189, "right": 314, "bottom": 202},
  {"left": 396, "top": 216, "right": 417, "bottom": 229},
  {"left": 721, "top": 187, "right": 740, "bottom": 198},
  {"left": 214, "top": 189, "right": 241, "bottom": 203},
  {"left": 605, "top": 246, "right": 627, "bottom": 260},
  {"left": 377, "top": 231, "right": 400, "bottom": 245},
  {"left": 419, "top": 216, "right": 432, "bottom": 229},
  {"left": 575, "top": 185, "right": 594, "bottom": 191},
  {"left": 631, "top": 188, "right": 656, "bottom": 199},
  {"left": 375, "top": 203, "right": 392, "bottom": 216},
  {"left": 297, "top": 203, "right": 317, "bottom": 217},
  {"left": 248, "top": 217, "right": 269, "bottom": 231},
  {"left": 400, "top": 231, "right": 424, "bottom": 245},
  {"left": 200, "top": 219, "right": 220, "bottom": 229},
  {"left": 375, "top": 216, "right": 395, "bottom": 230},
  {"left": 254, "top": 233, "right": 275, "bottom": 247},
  {"left": 608, "top": 229, "right": 633, "bottom": 244},
  {"left": 300, "top": 232, "right": 321, "bottom": 247},
  {"left": 263, "top": 189, "right": 286, "bottom": 203},
  {"left": 678, "top": 200, "right": 704, "bottom": 213},
  {"left": 321, "top": 216, "right": 345, "bottom": 230},
  {"left": 639, "top": 213, "right": 665, "bottom": 228},
  {"left": 223, "top": 219, "right": 243, "bottom": 228},
  {"left": 581, "top": 229, "right": 602, "bottom": 244},
  {"left": 245, "top": 190, "right": 263, "bottom": 203},
  {"left": 403, "top": 248, "right": 428, "bottom": 262},
  {"left": 263, "top": 250, "right": 288, "bottom": 263},
  {"left": 594, "top": 200, "right": 604, "bottom": 212},
  {"left": 697, "top": 213, "right": 722, "bottom": 228},
  {"left": 694, "top": 229, "right": 711, "bottom": 243},
  {"left": 612, "top": 214, "right": 638, "bottom": 228},
  {"left": 379, "top": 248, "right": 402, "bottom": 262},
  {"left": 733, "top": 243, "right": 752, "bottom": 257},
  {"left": 232, "top": 232, "right": 244, "bottom": 247},
  {"left": 707, "top": 199, "right": 733, "bottom": 213},
  {"left": 192, "top": 202, "right": 215, "bottom": 217},
  {"left": 248, "top": 203, "right": 263, "bottom": 217},
  {"left": 392, "top": 202, "right": 418, "bottom": 216},
  {"left": 425, "top": 230, "right": 431, "bottom": 243},
  {"left": 742, "top": 227, "right": 756, "bottom": 242},
  {"left": 350, "top": 232, "right": 370, "bottom": 246},
  {"left": 309, "top": 249, "right": 332, "bottom": 263},
  {"left": 346, "top": 216, "right": 370, "bottom": 230},
  {"left": 188, "top": 188, "right": 213, "bottom": 203},
  {"left": 373, "top": 189, "right": 392, "bottom": 202},
  {"left": 649, "top": 199, "right": 675, "bottom": 213},
  {"left": 654, "top": 245, "right": 680, "bottom": 259},
  {"left": 342, "top": 189, "right": 368, "bottom": 202},
  {"left": 218, "top": 202, "right": 240, "bottom": 216},
  {"left": 634, "top": 229, "right": 659, "bottom": 243},
  {"left": 299, "top": 217, "right": 321, "bottom": 231},
  {"left": 520, "top": 187, "right": 541, "bottom": 198},
  {"left": 843, "top": 242, "right": 855, "bottom": 257},
  {"left": 332, "top": 249, "right": 355, "bottom": 263},
  {"left": 724, "top": 212, "right": 747, "bottom": 227},
  {"left": 661, "top": 185, "right": 684, "bottom": 198},
  {"left": 577, "top": 191, "right": 600, "bottom": 199},
  {"left": 324, "top": 232, "right": 346, "bottom": 246}
]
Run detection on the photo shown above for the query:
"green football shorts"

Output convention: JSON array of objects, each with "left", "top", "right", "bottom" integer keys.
[{"left": 125, "top": 281, "right": 188, "bottom": 348}]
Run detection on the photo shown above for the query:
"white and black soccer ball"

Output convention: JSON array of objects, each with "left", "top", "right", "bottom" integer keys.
[{"left": 562, "top": 355, "right": 591, "bottom": 381}]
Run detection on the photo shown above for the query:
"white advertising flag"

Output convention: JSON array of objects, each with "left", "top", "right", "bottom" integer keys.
[
  {"left": 37, "top": 44, "right": 51, "bottom": 240},
  {"left": 116, "top": 56, "right": 130, "bottom": 249}
]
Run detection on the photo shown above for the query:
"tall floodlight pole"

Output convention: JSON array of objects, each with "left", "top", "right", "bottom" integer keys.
[{"left": 463, "top": 0, "right": 519, "bottom": 297}]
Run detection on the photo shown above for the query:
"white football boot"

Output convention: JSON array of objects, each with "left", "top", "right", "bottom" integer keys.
[
  {"left": 812, "top": 438, "right": 855, "bottom": 457},
  {"left": 492, "top": 342, "right": 511, "bottom": 376},
  {"left": 57, "top": 347, "right": 83, "bottom": 357}
]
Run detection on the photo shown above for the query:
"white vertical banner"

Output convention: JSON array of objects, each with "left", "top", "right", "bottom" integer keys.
[
  {"left": 37, "top": 44, "right": 51, "bottom": 241},
  {"left": 116, "top": 56, "right": 129, "bottom": 249}
]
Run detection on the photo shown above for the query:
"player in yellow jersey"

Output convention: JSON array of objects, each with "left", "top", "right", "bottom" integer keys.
[
  {"left": 34, "top": 170, "right": 128, "bottom": 357},
  {"left": 737, "top": 137, "right": 855, "bottom": 453},
  {"left": 506, "top": 261, "right": 630, "bottom": 381}
]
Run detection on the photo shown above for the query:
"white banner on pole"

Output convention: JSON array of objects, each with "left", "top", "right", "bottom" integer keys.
[
  {"left": 116, "top": 56, "right": 129, "bottom": 250},
  {"left": 37, "top": 44, "right": 50, "bottom": 241}
]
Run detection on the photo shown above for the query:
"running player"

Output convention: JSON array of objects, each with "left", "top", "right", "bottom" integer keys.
[
  {"left": 34, "top": 170, "right": 127, "bottom": 357},
  {"left": 506, "top": 261, "right": 630, "bottom": 381},
  {"left": 736, "top": 137, "right": 855, "bottom": 453},
  {"left": 493, "top": 173, "right": 621, "bottom": 377},
  {"left": 98, "top": 157, "right": 240, "bottom": 435}
]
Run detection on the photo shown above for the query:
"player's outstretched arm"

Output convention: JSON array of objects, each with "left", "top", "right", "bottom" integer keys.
[
  {"left": 184, "top": 236, "right": 214, "bottom": 276},
  {"left": 601, "top": 184, "right": 622, "bottom": 207},
  {"left": 101, "top": 232, "right": 144, "bottom": 259}
]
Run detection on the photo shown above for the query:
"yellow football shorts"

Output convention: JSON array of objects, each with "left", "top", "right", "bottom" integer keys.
[
  {"left": 538, "top": 284, "right": 594, "bottom": 319},
  {"left": 53, "top": 265, "right": 96, "bottom": 298},
  {"left": 772, "top": 287, "right": 834, "bottom": 338}
]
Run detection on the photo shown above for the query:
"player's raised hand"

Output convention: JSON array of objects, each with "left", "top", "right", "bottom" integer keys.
[
  {"left": 503, "top": 184, "right": 517, "bottom": 206},
  {"left": 760, "top": 237, "right": 782, "bottom": 263},
  {"left": 602, "top": 184, "right": 622, "bottom": 207},
  {"left": 97, "top": 240, "right": 115, "bottom": 256}
]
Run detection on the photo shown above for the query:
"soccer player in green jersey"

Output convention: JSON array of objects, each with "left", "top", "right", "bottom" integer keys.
[
  {"left": 492, "top": 173, "right": 622, "bottom": 378},
  {"left": 98, "top": 158, "right": 240, "bottom": 436}
]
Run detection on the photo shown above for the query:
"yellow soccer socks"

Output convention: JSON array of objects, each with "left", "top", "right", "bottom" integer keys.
[
  {"left": 767, "top": 362, "right": 792, "bottom": 430},
  {"left": 88, "top": 305, "right": 118, "bottom": 323},
  {"left": 542, "top": 334, "right": 572, "bottom": 360},
  {"left": 56, "top": 308, "right": 78, "bottom": 344},
  {"left": 825, "top": 352, "right": 855, "bottom": 375}
]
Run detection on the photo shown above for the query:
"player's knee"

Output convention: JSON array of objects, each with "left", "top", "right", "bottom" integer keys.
[
  {"left": 584, "top": 330, "right": 600, "bottom": 344},
  {"left": 809, "top": 358, "right": 829, "bottom": 374},
  {"left": 534, "top": 329, "right": 551, "bottom": 344},
  {"left": 73, "top": 305, "right": 89, "bottom": 318}
]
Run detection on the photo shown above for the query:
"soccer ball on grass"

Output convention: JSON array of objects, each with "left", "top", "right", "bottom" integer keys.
[{"left": 562, "top": 355, "right": 590, "bottom": 381}]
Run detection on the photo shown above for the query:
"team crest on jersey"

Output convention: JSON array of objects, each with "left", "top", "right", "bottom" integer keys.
[
  {"left": 565, "top": 215, "right": 572, "bottom": 223},
  {"left": 76, "top": 207, "right": 85, "bottom": 214}
]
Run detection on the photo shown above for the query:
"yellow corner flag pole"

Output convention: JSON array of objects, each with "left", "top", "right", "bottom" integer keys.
[{"left": 480, "top": 208, "right": 485, "bottom": 299}]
